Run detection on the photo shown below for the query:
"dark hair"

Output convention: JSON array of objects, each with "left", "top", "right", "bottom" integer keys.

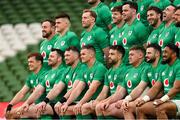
[
  {"left": 41, "top": 19, "right": 55, "bottom": 27},
  {"left": 165, "top": 44, "right": 179, "bottom": 58},
  {"left": 55, "top": 13, "right": 71, "bottom": 21},
  {"left": 110, "top": 45, "right": 125, "bottom": 58},
  {"left": 27, "top": 52, "right": 43, "bottom": 64},
  {"left": 83, "top": 9, "right": 97, "bottom": 21},
  {"left": 147, "top": 43, "right": 162, "bottom": 54},
  {"left": 130, "top": 45, "right": 146, "bottom": 55},
  {"left": 51, "top": 48, "right": 64, "bottom": 58},
  {"left": 123, "top": 1, "right": 138, "bottom": 12},
  {"left": 81, "top": 45, "right": 96, "bottom": 53},
  {"left": 66, "top": 46, "right": 80, "bottom": 54},
  {"left": 147, "top": 6, "right": 162, "bottom": 20},
  {"left": 176, "top": 6, "right": 180, "bottom": 11},
  {"left": 112, "top": 5, "right": 123, "bottom": 13}
]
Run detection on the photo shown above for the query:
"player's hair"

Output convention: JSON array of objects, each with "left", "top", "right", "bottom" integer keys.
[
  {"left": 27, "top": 52, "right": 43, "bottom": 64},
  {"left": 110, "top": 45, "right": 125, "bottom": 58},
  {"left": 175, "top": 6, "right": 180, "bottom": 11},
  {"left": 165, "top": 44, "right": 179, "bottom": 58},
  {"left": 41, "top": 19, "right": 55, "bottom": 27},
  {"left": 66, "top": 46, "right": 80, "bottom": 54},
  {"left": 147, "top": 43, "right": 162, "bottom": 54},
  {"left": 130, "top": 45, "right": 146, "bottom": 55},
  {"left": 123, "top": 1, "right": 138, "bottom": 12},
  {"left": 112, "top": 5, "right": 123, "bottom": 13},
  {"left": 55, "top": 13, "right": 71, "bottom": 21},
  {"left": 81, "top": 45, "right": 96, "bottom": 54},
  {"left": 51, "top": 48, "right": 64, "bottom": 58},
  {"left": 83, "top": 9, "right": 97, "bottom": 21},
  {"left": 147, "top": 6, "right": 162, "bottom": 20}
]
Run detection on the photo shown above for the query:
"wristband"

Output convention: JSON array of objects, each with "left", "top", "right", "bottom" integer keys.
[
  {"left": 59, "top": 97, "right": 67, "bottom": 103},
  {"left": 125, "top": 95, "right": 133, "bottom": 102},
  {"left": 160, "top": 95, "right": 170, "bottom": 102},
  {"left": 43, "top": 97, "right": 50, "bottom": 104},
  {"left": 142, "top": 95, "right": 150, "bottom": 102},
  {"left": 6, "top": 104, "right": 13, "bottom": 111}
]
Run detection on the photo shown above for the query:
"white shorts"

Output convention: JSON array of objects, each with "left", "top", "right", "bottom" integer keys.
[{"left": 171, "top": 100, "right": 180, "bottom": 116}]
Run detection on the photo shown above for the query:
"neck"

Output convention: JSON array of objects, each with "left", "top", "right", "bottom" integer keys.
[
  {"left": 165, "top": 19, "right": 173, "bottom": 27},
  {"left": 113, "top": 60, "right": 122, "bottom": 68},
  {"left": 47, "top": 33, "right": 55, "bottom": 40},
  {"left": 71, "top": 59, "right": 79, "bottom": 68},
  {"left": 33, "top": 66, "right": 42, "bottom": 74},
  {"left": 168, "top": 57, "right": 177, "bottom": 66},
  {"left": 87, "top": 58, "right": 96, "bottom": 68},
  {"left": 91, "top": 0, "right": 100, "bottom": 8},
  {"left": 152, "top": 57, "right": 160, "bottom": 67},
  {"left": 154, "top": 20, "right": 162, "bottom": 29},
  {"left": 59, "top": 28, "right": 68, "bottom": 36},
  {"left": 127, "top": 16, "right": 136, "bottom": 25},
  {"left": 86, "top": 23, "right": 95, "bottom": 32},
  {"left": 132, "top": 58, "right": 143, "bottom": 67},
  {"left": 52, "top": 62, "right": 61, "bottom": 69},
  {"left": 117, "top": 20, "right": 125, "bottom": 28}
]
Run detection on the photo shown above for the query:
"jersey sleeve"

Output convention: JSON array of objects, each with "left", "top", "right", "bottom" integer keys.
[
  {"left": 69, "top": 33, "right": 80, "bottom": 50},
  {"left": 95, "top": 28, "right": 109, "bottom": 49},
  {"left": 99, "top": 5, "right": 112, "bottom": 26},
  {"left": 93, "top": 64, "right": 107, "bottom": 82},
  {"left": 175, "top": 65, "right": 180, "bottom": 80},
  {"left": 25, "top": 75, "right": 32, "bottom": 89}
]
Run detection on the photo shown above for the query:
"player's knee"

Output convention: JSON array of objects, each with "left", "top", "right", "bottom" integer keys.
[{"left": 155, "top": 106, "right": 166, "bottom": 115}]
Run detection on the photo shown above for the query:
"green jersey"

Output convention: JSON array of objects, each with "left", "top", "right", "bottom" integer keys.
[
  {"left": 143, "top": 60, "right": 167, "bottom": 87},
  {"left": 25, "top": 68, "right": 47, "bottom": 103},
  {"left": 80, "top": 25, "right": 109, "bottom": 63},
  {"left": 158, "top": 59, "right": 180, "bottom": 100},
  {"left": 40, "top": 34, "right": 59, "bottom": 70},
  {"left": 109, "top": 1, "right": 124, "bottom": 10},
  {"left": 81, "top": 60, "right": 107, "bottom": 100},
  {"left": 175, "top": 28, "right": 180, "bottom": 48},
  {"left": 104, "top": 63, "right": 128, "bottom": 95},
  {"left": 158, "top": 23, "right": 177, "bottom": 49},
  {"left": 149, "top": 0, "right": 171, "bottom": 10},
  {"left": 121, "top": 19, "right": 149, "bottom": 64},
  {"left": 120, "top": 62, "right": 149, "bottom": 94},
  {"left": 147, "top": 23, "right": 164, "bottom": 46},
  {"left": 91, "top": 2, "right": 112, "bottom": 33},
  {"left": 173, "top": 0, "right": 180, "bottom": 6},
  {"left": 40, "top": 64, "right": 66, "bottom": 102},
  {"left": 54, "top": 31, "right": 80, "bottom": 51},
  {"left": 109, "top": 25, "right": 125, "bottom": 46}
]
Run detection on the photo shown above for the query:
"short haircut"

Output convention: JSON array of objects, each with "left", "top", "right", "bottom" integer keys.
[
  {"left": 41, "top": 19, "right": 55, "bottom": 26},
  {"left": 110, "top": 45, "right": 125, "bottom": 58},
  {"left": 165, "top": 44, "right": 179, "bottom": 58},
  {"left": 66, "top": 46, "right": 80, "bottom": 54},
  {"left": 147, "top": 43, "right": 162, "bottom": 54},
  {"left": 112, "top": 5, "right": 123, "bottom": 13},
  {"left": 27, "top": 52, "right": 43, "bottom": 64},
  {"left": 81, "top": 45, "right": 96, "bottom": 54},
  {"left": 147, "top": 6, "right": 162, "bottom": 20},
  {"left": 176, "top": 6, "right": 180, "bottom": 11},
  {"left": 55, "top": 13, "right": 71, "bottom": 21},
  {"left": 83, "top": 9, "right": 97, "bottom": 21},
  {"left": 130, "top": 45, "right": 146, "bottom": 55},
  {"left": 123, "top": 1, "right": 138, "bottom": 12},
  {"left": 51, "top": 48, "right": 64, "bottom": 58}
]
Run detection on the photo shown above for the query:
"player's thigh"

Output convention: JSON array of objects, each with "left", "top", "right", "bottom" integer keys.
[{"left": 137, "top": 102, "right": 156, "bottom": 116}]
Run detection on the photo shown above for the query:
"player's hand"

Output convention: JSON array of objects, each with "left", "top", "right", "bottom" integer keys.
[
  {"left": 136, "top": 99, "right": 146, "bottom": 107},
  {"left": 115, "top": 100, "right": 122, "bottom": 109},
  {"left": 5, "top": 104, "right": 13, "bottom": 119},
  {"left": 122, "top": 100, "right": 129, "bottom": 111},
  {"left": 54, "top": 102, "right": 63, "bottom": 114},
  {"left": 36, "top": 101, "right": 47, "bottom": 114},
  {"left": 100, "top": 101, "right": 109, "bottom": 111},
  {"left": 61, "top": 103, "right": 68, "bottom": 115},
  {"left": 16, "top": 103, "right": 29, "bottom": 115},
  {"left": 73, "top": 103, "right": 82, "bottom": 115},
  {"left": 153, "top": 99, "right": 164, "bottom": 107}
]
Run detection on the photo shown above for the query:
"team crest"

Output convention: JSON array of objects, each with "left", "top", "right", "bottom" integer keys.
[
  {"left": 169, "top": 71, "right": 173, "bottom": 77},
  {"left": 114, "top": 74, "right": 117, "bottom": 80},
  {"left": 30, "top": 80, "right": 33, "bottom": 84},
  {"left": 153, "top": 34, "right": 157, "bottom": 39},
  {"left": 165, "top": 32, "right": 169, "bottom": 37},
  {"left": 111, "top": 35, "right": 114, "bottom": 38},
  {"left": 164, "top": 78, "right": 169, "bottom": 87},
  {"left": 47, "top": 45, "right": 52, "bottom": 50},
  {"left": 119, "top": 33, "right": 122, "bottom": 38},
  {"left": 113, "top": 40, "right": 117, "bottom": 45},
  {"left": 90, "top": 73, "right": 93, "bottom": 79},
  {"left": 51, "top": 74, "right": 55, "bottom": 79},
  {"left": 68, "top": 80, "right": 72, "bottom": 88},
  {"left": 87, "top": 36, "right": 92, "bottom": 41},
  {"left": 128, "top": 31, "right": 132, "bottom": 36},
  {"left": 66, "top": 75, "right": 70, "bottom": 79},
  {"left": 127, "top": 80, "right": 132, "bottom": 88},
  {"left": 61, "top": 41, "right": 65, "bottom": 46},
  {"left": 110, "top": 81, "right": 114, "bottom": 89},
  {"left": 46, "top": 80, "right": 50, "bottom": 88},
  {"left": 108, "top": 75, "right": 111, "bottom": 79},
  {"left": 133, "top": 73, "right": 138, "bottom": 78}
]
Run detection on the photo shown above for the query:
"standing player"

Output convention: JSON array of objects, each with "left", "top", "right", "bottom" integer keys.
[
  {"left": 88, "top": 0, "right": 112, "bottom": 33},
  {"left": 54, "top": 13, "right": 80, "bottom": 51},
  {"left": 174, "top": 6, "right": 180, "bottom": 48},
  {"left": 5, "top": 53, "right": 46, "bottom": 119},
  {"left": 137, "top": 44, "right": 180, "bottom": 119},
  {"left": 110, "top": 6, "right": 125, "bottom": 46},
  {"left": 149, "top": 0, "right": 171, "bottom": 11},
  {"left": 40, "top": 19, "right": 58, "bottom": 70},
  {"left": 121, "top": 1, "right": 149, "bottom": 64},
  {"left": 80, "top": 9, "right": 109, "bottom": 64},
  {"left": 146, "top": 6, "right": 164, "bottom": 45}
]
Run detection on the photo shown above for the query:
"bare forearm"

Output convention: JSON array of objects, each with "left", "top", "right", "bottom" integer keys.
[
  {"left": 10, "top": 92, "right": 25, "bottom": 105},
  {"left": 66, "top": 88, "right": 83, "bottom": 105},
  {"left": 26, "top": 90, "right": 43, "bottom": 104}
]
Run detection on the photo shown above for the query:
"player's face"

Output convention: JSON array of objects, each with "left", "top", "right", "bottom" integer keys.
[
  {"left": 147, "top": 10, "right": 159, "bottom": 27},
  {"left": 41, "top": 21, "right": 53, "bottom": 38},
  {"left": 88, "top": 0, "right": 97, "bottom": 4},
  {"left": 28, "top": 57, "right": 39, "bottom": 71},
  {"left": 55, "top": 18, "right": 68, "bottom": 33},
  {"left": 163, "top": 6, "right": 175, "bottom": 22},
  {"left": 64, "top": 50, "right": 75, "bottom": 66},
  {"left": 48, "top": 51, "right": 59, "bottom": 66},
  {"left": 82, "top": 12, "right": 93, "bottom": 28},
  {"left": 108, "top": 49, "right": 120, "bottom": 65},
  {"left": 122, "top": 4, "right": 134, "bottom": 22},
  {"left": 174, "top": 9, "right": 180, "bottom": 27},
  {"left": 112, "top": 11, "right": 123, "bottom": 24},
  {"left": 80, "top": 49, "right": 91, "bottom": 63},
  {"left": 129, "top": 50, "right": 140, "bottom": 65},
  {"left": 145, "top": 47, "right": 156, "bottom": 63},
  {"left": 162, "top": 47, "right": 172, "bottom": 64}
]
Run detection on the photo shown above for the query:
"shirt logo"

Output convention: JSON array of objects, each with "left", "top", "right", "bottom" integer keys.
[
  {"left": 151, "top": 79, "right": 156, "bottom": 86},
  {"left": 137, "top": 13, "right": 140, "bottom": 20},
  {"left": 159, "top": 39, "right": 163, "bottom": 47},
  {"left": 133, "top": 73, "right": 138, "bottom": 78},
  {"left": 111, "top": 35, "right": 114, "bottom": 38},
  {"left": 88, "top": 80, "right": 91, "bottom": 86},
  {"left": 119, "top": 33, "right": 122, "bottom": 38},
  {"left": 153, "top": 34, "right": 157, "bottom": 39},
  {"left": 51, "top": 74, "right": 55, "bottom": 79},
  {"left": 162, "top": 72, "right": 165, "bottom": 76},
  {"left": 46, "top": 80, "right": 50, "bottom": 88},
  {"left": 141, "top": 5, "right": 144, "bottom": 11},
  {"left": 110, "top": 81, "right": 114, "bottom": 89},
  {"left": 61, "top": 41, "right": 65, "bottom": 46},
  {"left": 90, "top": 73, "right": 93, "bottom": 79},
  {"left": 30, "top": 80, "right": 33, "bottom": 84},
  {"left": 47, "top": 45, "right": 52, "bottom": 50},
  {"left": 148, "top": 72, "right": 152, "bottom": 77},
  {"left": 68, "top": 80, "right": 72, "bottom": 88},
  {"left": 127, "top": 80, "right": 132, "bottom": 88},
  {"left": 169, "top": 71, "right": 173, "bottom": 77},
  {"left": 165, "top": 32, "right": 169, "bottom": 37},
  {"left": 66, "top": 75, "right": 70, "bottom": 79},
  {"left": 123, "top": 38, "right": 127, "bottom": 45},
  {"left": 84, "top": 74, "right": 87, "bottom": 79},
  {"left": 87, "top": 36, "right": 92, "bottom": 41},
  {"left": 128, "top": 31, "right": 132, "bottom": 36},
  {"left": 164, "top": 78, "right": 169, "bottom": 87},
  {"left": 147, "top": 41, "right": 151, "bottom": 46},
  {"left": 113, "top": 40, "right": 117, "bottom": 45},
  {"left": 114, "top": 74, "right": 117, "bottom": 80},
  {"left": 81, "top": 43, "right": 85, "bottom": 47},
  {"left": 41, "top": 51, "right": 46, "bottom": 58},
  {"left": 175, "top": 42, "right": 180, "bottom": 48}
]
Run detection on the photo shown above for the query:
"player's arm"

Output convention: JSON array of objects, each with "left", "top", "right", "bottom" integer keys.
[{"left": 95, "top": 85, "right": 109, "bottom": 101}]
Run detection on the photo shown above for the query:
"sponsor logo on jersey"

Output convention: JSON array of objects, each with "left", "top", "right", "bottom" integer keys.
[
  {"left": 151, "top": 79, "right": 156, "bottom": 86},
  {"left": 119, "top": 33, "right": 122, "bottom": 38},
  {"left": 41, "top": 51, "right": 46, "bottom": 58},
  {"left": 137, "top": 13, "right": 140, "bottom": 20},
  {"left": 113, "top": 40, "right": 117, "bottom": 45},
  {"left": 47, "top": 45, "right": 52, "bottom": 50},
  {"left": 133, "top": 73, "right": 138, "bottom": 78},
  {"left": 141, "top": 5, "right": 144, "bottom": 11},
  {"left": 66, "top": 75, "right": 70, "bottom": 79},
  {"left": 90, "top": 73, "right": 93, "bottom": 79},
  {"left": 51, "top": 74, "right": 55, "bottom": 79},
  {"left": 87, "top": 36, "right": 92, "bottom": 41},
  {"left": 81, "top": 43, "right": 85, "bottom": 47},
  {"left": 164, "top": 78, "right": 169, "bottom": 87},
  {"left": 68, "top": 80, "right": 72, "bottom": 88},
  {"left": 165, "top": 32, "right": 169, "bottom": 37},
  {"left": 123, "top": 38, "right": 127, "bottom": 45},
  {"left": 175, "top": 42, "right": 180, "bottom": 48},
  {"left": 127, "top": 80, "right": 132, "bottom": 88},
  {"left": 61, "top": 41, "right": 65, "bottom": 46},
  {"left": 159, "top": 39, "right": 163, "bottom": 47},
  {"left": 128, "top": 31, "right": 132, "bottom": 36},
  {"left": 153, "top": 34, "right": 157, "bottom": 39},
  {"left": 88, "top": 80, "right": 91, "bottom": 86},
  {"left": 114, "top": 74, "right": 117, "bottom": 80},
  {"left": 84, "top": 74, "right": 87, "bottom": 79},
  {"left": 148, "top": 72, "right": 152, "bottom": 77},
  {"left": 169, "top": 71, "right": 173, "bottom": 77},
  {"left": 108, "top": 75, "right": 111, "bottom": 79},
  {"left": 110, "top": 81, "right": 114, "bottom": 89},
  {"left": 147, "top": 41, "right": 151, "bottom": 46},
  {"left": 46, "top": 80, "right": 50, "bottom": 88}
]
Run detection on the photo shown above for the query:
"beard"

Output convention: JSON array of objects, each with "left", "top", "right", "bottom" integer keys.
[
  {"left": 42, "top": 31, "right": 51, "bottom": 38},
  {"left": 108, "top": 59, "right": 117, "bottom": 66},
  {"left": 175, "top": 22, "right": 180, "bottom": 27},
  {"left": 161, "top": 57, "right": 171, "bottom": 64},
  {"left": 145, "top": 58, "right": 156, "bottom": 63}
]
